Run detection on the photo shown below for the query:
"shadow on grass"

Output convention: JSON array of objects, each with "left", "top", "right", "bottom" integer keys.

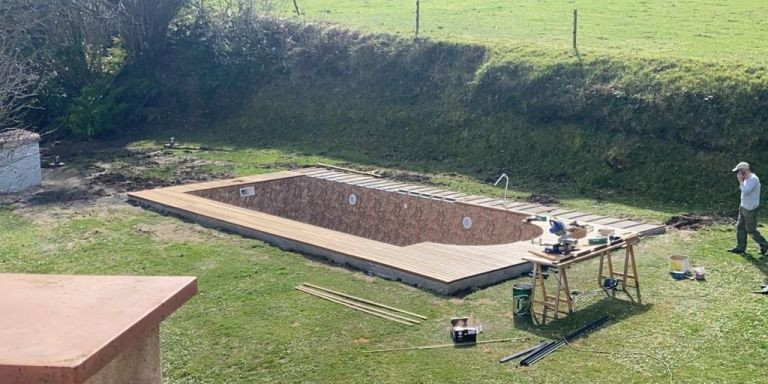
[
  {"left": 740, "top": 252, "right": 768, "bottom": 278},
  {"left": 512, "top": 291, "right": 652, "bottom": 340}
]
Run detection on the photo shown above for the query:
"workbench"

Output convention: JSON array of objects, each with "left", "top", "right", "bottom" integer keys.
[{"left": 523, "top": 235, "right": 640, "bottom": 324}]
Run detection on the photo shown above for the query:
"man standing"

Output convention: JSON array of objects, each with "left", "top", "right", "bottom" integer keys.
[{"left": 729, "top": 162, "right": 768, "bottom": 256}]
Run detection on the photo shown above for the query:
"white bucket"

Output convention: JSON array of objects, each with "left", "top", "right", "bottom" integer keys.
[{"left": 669, "top": 255, "right": 690, "bottom": 274}]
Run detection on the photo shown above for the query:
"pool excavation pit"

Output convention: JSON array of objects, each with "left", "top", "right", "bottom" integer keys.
[{"left": 128, "top": 167, "right": 665, "bottom": 294}]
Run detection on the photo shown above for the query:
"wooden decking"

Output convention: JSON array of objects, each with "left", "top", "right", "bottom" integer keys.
[{"left": 128, "top": 167, "right": 665, "bottom": 294}]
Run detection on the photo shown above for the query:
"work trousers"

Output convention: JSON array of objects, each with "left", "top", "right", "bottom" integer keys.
[{"left": 736, "top": 206, "right": 768, "bottom": 251}]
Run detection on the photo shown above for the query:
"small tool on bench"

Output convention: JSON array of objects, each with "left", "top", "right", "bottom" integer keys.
[{"left": 544, "top": 220, "right": 578, "bottom": 255}]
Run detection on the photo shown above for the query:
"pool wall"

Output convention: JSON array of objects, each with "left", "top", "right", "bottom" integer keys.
[{"left": 189, "top": 176, "right": 543, "bottom": 247}]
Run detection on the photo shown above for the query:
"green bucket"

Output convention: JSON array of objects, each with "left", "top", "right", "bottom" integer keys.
[{"left": 513, "top": 283, "right": 533, "bottom": 316}]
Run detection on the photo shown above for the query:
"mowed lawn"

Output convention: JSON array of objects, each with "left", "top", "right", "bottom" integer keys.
[
  {"left": 2, "top": 141, "right": 768, "bottom": 383},
  {"left": 286, "top": 0, "right": 768, "bottom": 62}
]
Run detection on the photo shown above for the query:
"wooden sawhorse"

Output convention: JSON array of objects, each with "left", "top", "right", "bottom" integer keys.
[{"left": 523, "top": 236, "right": 640, "bottom": 325}]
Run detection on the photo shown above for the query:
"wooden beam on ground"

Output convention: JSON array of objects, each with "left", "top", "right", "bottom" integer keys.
[
  {"left": 364, "top": 338, "right": 527, "bottom": 353},
  {"left": 295, "top": 286, "right": 417, "bottom": 326},
  {"left": 302, "top": 283, "right": 427, "bottom": 320}
]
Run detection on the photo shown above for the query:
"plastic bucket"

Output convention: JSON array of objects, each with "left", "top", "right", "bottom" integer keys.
[
  {"left": 512, "top": 283, "right": 533, "bottom": 316},
  {"left": 669, "top": 255, "right": 690, "bottom": 274}
]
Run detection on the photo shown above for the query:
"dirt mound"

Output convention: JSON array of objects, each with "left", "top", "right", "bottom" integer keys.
[
  {"left": 3, "top": 143, "right": 233, "bottom": 210},
  {"left": 92, "top": 173, "right": 168, "bottom": 192},
  {"left": 26, "top": 188, "right": 108, "bottom": 205},
  {"left": 378, "top": 170, "right": 437, "bottom": 185},
  {"left": 665, "top": 213, "right": 735, "bottom": 230},
  {"left": 527, "top": 192, "right": 559, "bottom": 205}
]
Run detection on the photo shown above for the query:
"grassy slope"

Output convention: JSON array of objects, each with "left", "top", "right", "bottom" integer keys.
[
  {"left": 160, "top": 11, "right": 768, "bottom": 215},
  {"left": 2, "top": 145, "right": 768, "bottom": 382},
  {"left": 290, "top": 0, "right": 768, "bottom": 63}
]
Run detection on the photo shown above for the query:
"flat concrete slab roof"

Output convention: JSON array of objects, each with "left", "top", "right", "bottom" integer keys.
[{"left": 0, "top": 274, "right": 197, "bottom": 384}]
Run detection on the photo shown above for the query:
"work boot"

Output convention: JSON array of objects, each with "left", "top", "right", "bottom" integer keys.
[{"left": 728, "top": 247, "right": 745, "bottom": 254}]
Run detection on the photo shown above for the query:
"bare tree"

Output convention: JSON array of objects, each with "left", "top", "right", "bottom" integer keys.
[
  {"left": 0, "top": 1, "right": 43, "bottom": 170},
  {"left": 110, "top": 0, "right": 190, "bottom": 68}
]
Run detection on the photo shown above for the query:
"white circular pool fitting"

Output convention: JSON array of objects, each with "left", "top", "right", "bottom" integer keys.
[
  {"left": 348, "top": 193, "right": 357, "bottom": 205},
  {"left": 462, "top": 217, "right": 473, "bottom": 230}
]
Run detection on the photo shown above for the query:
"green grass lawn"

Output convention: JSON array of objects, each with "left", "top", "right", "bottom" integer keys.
[
  {"left": 284, "top": 0, "right": 768, "bottom": 63},
  {"left": 3, "top": 139, "right": 768, "bottom": 382}
]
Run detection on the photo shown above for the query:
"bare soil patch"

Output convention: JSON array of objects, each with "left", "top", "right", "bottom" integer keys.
[{"left": 665, "top": 212, "right": 736, "bottom": 230}]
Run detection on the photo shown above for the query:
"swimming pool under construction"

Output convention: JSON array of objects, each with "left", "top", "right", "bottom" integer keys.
[{"left": 128, "top": 167, "right": 665, "bottom": 294}]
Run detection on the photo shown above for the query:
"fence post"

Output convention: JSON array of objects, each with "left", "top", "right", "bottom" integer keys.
[
  {"left": 415, "top": 0, "right": 420, "bottom": 38},
  {"left": 572, "top": 9, "right": 578, "bottom": 50},
  {"left": 292, "top": 0, "right": 301, "bottom": 16}
]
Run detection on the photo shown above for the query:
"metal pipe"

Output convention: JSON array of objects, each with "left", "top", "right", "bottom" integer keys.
[
  {"left": 499, "top": 341, "right": 549, "bottom": 363},
  {"left": 520, "top": 316, "right": 609, "bottom": 366},
  {"left": 493, "top": 173, "right": 509, "bottom": 206}
]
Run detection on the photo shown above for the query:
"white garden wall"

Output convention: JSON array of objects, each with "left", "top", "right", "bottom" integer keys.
[{"left": 0, "top": 130, "right": 42, "bottom": 193}]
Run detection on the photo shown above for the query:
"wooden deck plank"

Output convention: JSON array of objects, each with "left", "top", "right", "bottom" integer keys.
[
  {"left": 524, "top": 206, "right": 558, "bottom": 214},
  {"left": 547, "top": 209, "right": 576, "bottom": 216},
  {"left": 610, "top": 220, "right": 645, "bottom": 229},
  {"left": 411, "top": 188, "right": 445, "bottom": 196},
  {"left": 513, "top": 204, "right": 543, "bottom": 211},
  {"left": 396, "top": 186, "right": 427, "bottom": 192},
  {"left": 556, "top": 211, "right": 591, "bottom": 219},
  {"left": 437, "top": 192, "right": 465, "bottom": 199},
  {"left": 323, "top": 173, "right": 359, "bottom": 181},
  {"left": 129, "top": 170, "right": 664, "bottom": 293},
  {"left": 404, "top": 187, "right": 436, "bottom": 194},
  {"left": 128, "top": 189, "right": 530, "bottom": 282},
  {"left": 344, "top": 178, "right": 384, "bottom": 186},
  {"left": 133, "top": 192, "right": 461, "bottom": 281},
  {"left": 458, "top": 195, "right": 489, "bottom": 203},
  {"left": 330, "top": 174, "right": 371, "bottom": 183},
  {"left": 377, "top": 183, "right": 410, "bottom": 191},
  {"left": 306, "top": 171, "right": 342, "bottom": 178},
  {"left": 571, "top": 215, "right": 605, "bottom": 223},
  {"left": 590, "top": 217, "right": 629, "bottom": 226},
  {"left": 293, "top": 168, "right": 327, "bottom": 175},
  {"left": 351, "top": 180, "right": 393, "bottom": 189},
  {"left": 368, "top": 182, "right": 403, "bottom": 190},
  {"left": 463, "top": 197, "right": 498, "bottom": 205}
]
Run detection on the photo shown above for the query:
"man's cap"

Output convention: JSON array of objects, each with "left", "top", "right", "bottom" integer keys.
[{"left": 732, "top": 162, "right": 750, "bottom": 172}]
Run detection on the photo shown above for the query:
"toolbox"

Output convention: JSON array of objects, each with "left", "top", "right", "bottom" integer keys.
[{"left": 450, "top": 317, "right": 482, "bottom": 343}]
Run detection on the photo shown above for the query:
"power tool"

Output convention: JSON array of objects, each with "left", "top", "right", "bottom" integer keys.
[{"left": 544, "top": 219, "right": 578, "bottom": 255}]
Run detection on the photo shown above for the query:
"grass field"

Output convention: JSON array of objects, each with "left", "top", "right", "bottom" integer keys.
[
  {"left": 284, "top": 0, "right": 768, "bottom": 63},
  {"left": 3, "top": 137, "right": 768, "bottom": 382}
]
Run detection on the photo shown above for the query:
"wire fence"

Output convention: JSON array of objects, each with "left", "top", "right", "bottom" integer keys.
[{"left": 283, "top": 1, "right": 768, "bottom": 61}]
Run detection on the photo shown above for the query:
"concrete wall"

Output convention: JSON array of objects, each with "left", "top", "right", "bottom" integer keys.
[
  {"left": 0, "top": 140, "right": 42, "bottom": 193},
  {"left": 83, "top": 327, "right": 162, "bottom": 384}
]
